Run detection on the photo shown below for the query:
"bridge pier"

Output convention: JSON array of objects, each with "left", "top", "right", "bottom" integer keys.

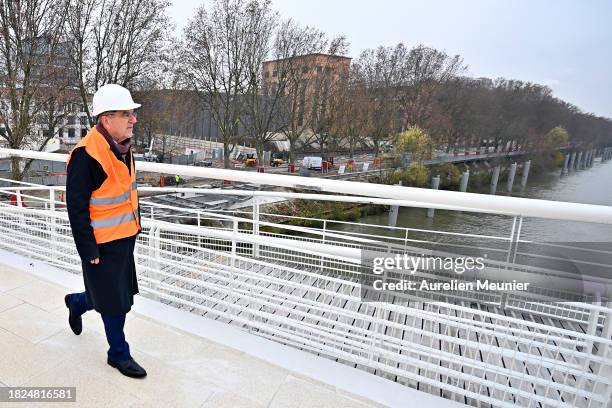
[
  {"left": 586, "top": 150, "right": 592, "bottom": 167},
  {"left": 576, "top": 151, "right": 583, "bottom": 169},
  {"left": 426, "top": 176, "right": 440, "bottom": 218},
  {"left": 568, "top": 152, "right": 576, "bottom": 171},
  {"left": 520, "top": 160, "right": 531, "bottom": 188},
  {"left": 506, "top": 162, "right": 517, "bottom": 193},
  {"left": 459, "top": 170, "right": 469, "bottom": 193},
  {"left": 388, "top": 181, "right": 401, "bottom": 226},
  {"left": 562, "top": 154, "right": 570, "bottom": 175},
  {"left": 490, "top": 165, "right": 501, "bottom": 194}
]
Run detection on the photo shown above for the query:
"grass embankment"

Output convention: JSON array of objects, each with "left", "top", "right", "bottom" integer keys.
[{"left": 259, "top": 198, "right": 386, "bottom": 235}]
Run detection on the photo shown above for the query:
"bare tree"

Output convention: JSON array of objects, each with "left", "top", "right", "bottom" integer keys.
[
  {"left": 237, "top": 5, "right": 279, "bottom": 165},
  {"left": 274, "top": 21, "right": 327, "bottom": 163},
  {"left": 353, "top": 46, "right": 402, "bottom": 157},
  {"left": 65, "top": 0, "right": 172, "bottom": 126},
  {"left": 0, "top": 0, "right": 71, "bottom": 180},
  {"left": 329, "top": 67, "right": 370, "bottom": 158},
  {"left": 181, "top": 0, "right": 275, "bottom": 168},
  {"left": 398, "top": 45, "right": 466, "bottom": 130},
  {"left": 307, "top": 35, "right": 350, "bottom": 158}
]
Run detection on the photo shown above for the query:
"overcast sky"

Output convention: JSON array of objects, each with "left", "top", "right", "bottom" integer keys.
[{"left": 169, "top": 0, "right": 612, "bottom": 119}]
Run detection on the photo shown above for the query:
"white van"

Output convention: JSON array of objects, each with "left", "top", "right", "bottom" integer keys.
[{"left": 302, "top": 156, "right": 323, "bottom": 170}]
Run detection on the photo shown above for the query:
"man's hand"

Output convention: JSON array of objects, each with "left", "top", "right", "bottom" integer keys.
[{"left": 90, "top": 258, "right": 100, "bottom": 264}]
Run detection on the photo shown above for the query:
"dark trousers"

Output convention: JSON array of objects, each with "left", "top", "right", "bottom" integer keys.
[{"left": 68, "top": 292, "right": 131, "bottom": 362}]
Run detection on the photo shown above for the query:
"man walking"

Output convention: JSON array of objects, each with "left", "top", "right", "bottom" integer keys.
[{"left": 64, "top": 84, "right": 146, "bottom": 378}]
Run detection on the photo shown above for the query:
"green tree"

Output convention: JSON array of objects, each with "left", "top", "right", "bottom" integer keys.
[
  {"left": 546, "top": 126, "right": 569, "bottom": 148},
  {"left": 395, "top": 126, "right": 433, "bottom": 164}
]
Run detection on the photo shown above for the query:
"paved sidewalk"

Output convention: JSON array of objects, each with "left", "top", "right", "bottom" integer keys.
[{"left": 0, "top": 263, "right": 384, "bottom": 408}]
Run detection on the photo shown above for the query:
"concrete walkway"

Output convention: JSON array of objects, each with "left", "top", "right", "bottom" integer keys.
[{"left": 0, "top": 263, "right": 384, "bottom": 408}]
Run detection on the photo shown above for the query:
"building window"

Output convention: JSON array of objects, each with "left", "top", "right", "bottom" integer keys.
[
  {"left": 316, "top": 66, "right": 322, "bottom": 73},
  {"left": 272, "top": 70, "right": 278, "bottom": 77},
  {"left": 81, "top": 128, "right": 87, "bottom": 138},
  {"left": 68, "top": 128, "right": 75, "bottom": 138},
  {"left": 301, "top": 66, "right": 308, "bottom": 74},
  {"left": 58, "top": 128, "right": 63, "bottom": 138},
  {"left": 264, "top": 71, "right": 270, "bottom": 78}
]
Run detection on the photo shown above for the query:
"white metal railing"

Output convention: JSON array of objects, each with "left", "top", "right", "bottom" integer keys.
[{"left": 1, "top": 150, "right": 612, "bottom": 408}]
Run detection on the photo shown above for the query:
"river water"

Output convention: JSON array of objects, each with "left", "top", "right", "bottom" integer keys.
[{"left": 332, "top": 159, "right": 612, "bottom": 243}]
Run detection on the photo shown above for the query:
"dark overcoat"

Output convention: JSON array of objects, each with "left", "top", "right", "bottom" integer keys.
[{"left": 66, "top": 129, "right": 139, "bottom": 315}]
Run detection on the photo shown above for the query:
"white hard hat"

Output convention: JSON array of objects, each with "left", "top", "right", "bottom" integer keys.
[{"left": 92, "top": 84, "right": 141, "bottom": 116}]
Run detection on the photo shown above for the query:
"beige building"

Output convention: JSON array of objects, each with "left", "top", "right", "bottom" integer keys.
[{"left": 262, "top": 53, "right": 351, "bottom": 128}]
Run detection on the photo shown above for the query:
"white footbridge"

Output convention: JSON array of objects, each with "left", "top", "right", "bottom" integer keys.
[{"left": 1, "top": 148, "right": 612, "bottom": 408}]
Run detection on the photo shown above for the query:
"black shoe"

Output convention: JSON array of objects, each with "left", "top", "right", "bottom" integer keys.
[
  {"left": 107, "top": 358, "right": 147, "bottom": 378},
  {"left": 64, "top": 295, "right": 82, "bottom": 335}
]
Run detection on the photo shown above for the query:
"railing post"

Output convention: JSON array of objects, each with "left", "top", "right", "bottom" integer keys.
[
  {"left": 231, "top": 219, "right": 238, "bottom": 310},
  {"left": 252, "top": 196, "right": 260, "bottom": 258},
  {"left": 197, "top": 212, "right": 202, "bottom": 248},
  {"left": 16, "top": 189, "right": 22, "bottom": 207},
  {"left": 593, "top": 304, "right": 612, "bottom": 407},
  {"left": 506, "top": 216, "right": 517, "bottom": 263},
  {"left": 511, "top": 216, "right": 523, "bottom": 264},
  {"left": 49, "top": 188, "right": 57, "bottom": 262},
  {"left": 575, "top": 294, "right": 601, "bottom": 403},
  {"left": 151, "top": 226, "right": 161, "bottom": 301}
]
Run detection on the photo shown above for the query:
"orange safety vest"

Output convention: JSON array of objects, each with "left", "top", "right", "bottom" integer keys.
[{"left": 67, "top": 127, "right": 141, "bottom": 244}]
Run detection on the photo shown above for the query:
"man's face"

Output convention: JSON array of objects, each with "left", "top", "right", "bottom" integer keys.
[{"left": 101, "top": 110, "right": 137, "bottom": 142}]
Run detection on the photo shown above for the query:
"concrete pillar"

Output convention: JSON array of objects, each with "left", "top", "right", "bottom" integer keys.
[
  {"left": 520, "top": 160, "right": 531, "bottom": 188},
  {"left": 426, "top": 176, "right": 440, "bottom": 218},
  {"left": 506, "top": 162, "right": 517, "bottom": 193},
  {"left": 586, "top": 150, "right": 592, "bottom": 167},
  {"left": 388, "top": 181, "right": 402, "bottom": 226},
  {"left": 490, "top": 165, "right": 501, "bottom": 195},
  {"left": 459, "top": 170, "right": 469, "bottom": 193},
  {"left": 568, "top": 152, "right": 576, "bottom": 170},
  {"left": 562, "top": 153, "right": 570, "bottom": 175},
  {"left": 576, "top": 151, "right": 583, "bottom": 169},
  {"left": 584, "top": 150, "right": 590, "bottom": 167}
]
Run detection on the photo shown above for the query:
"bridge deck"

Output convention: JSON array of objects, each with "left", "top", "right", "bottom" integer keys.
[
  {"left": 150, "top": 252, "right": 610, "bottom": 408},
  {"left": 0, "top": 263, "right": 383, "bottom": 408}
]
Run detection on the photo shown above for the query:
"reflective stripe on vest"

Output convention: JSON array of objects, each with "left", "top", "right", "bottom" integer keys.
[
  {"left": 67, "top": 127, "right": 141, "bottom": 244},
  {"left": 89, "top": 183, "right": 136, "bottom": 205},
  {"left": 90, "top": 211, "right": 136, "bottom": 229}
]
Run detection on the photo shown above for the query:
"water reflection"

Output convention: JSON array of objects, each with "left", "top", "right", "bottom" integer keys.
[{"left": 332, "top": 159, "right": 612, "bottom": 242}]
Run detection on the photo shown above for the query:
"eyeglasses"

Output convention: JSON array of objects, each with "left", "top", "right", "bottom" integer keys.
[{"left": 105, "top": 110, "right": 137, "bottom": 120}]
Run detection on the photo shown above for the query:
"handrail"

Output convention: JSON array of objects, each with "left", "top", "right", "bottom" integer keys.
[{"left": 2, "top": 148, "right": 612, "bottom": 224}]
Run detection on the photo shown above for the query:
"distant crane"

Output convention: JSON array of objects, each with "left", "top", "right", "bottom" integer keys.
[{"left": 144, "top": 137, "right": 157, "bottom": 162}]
